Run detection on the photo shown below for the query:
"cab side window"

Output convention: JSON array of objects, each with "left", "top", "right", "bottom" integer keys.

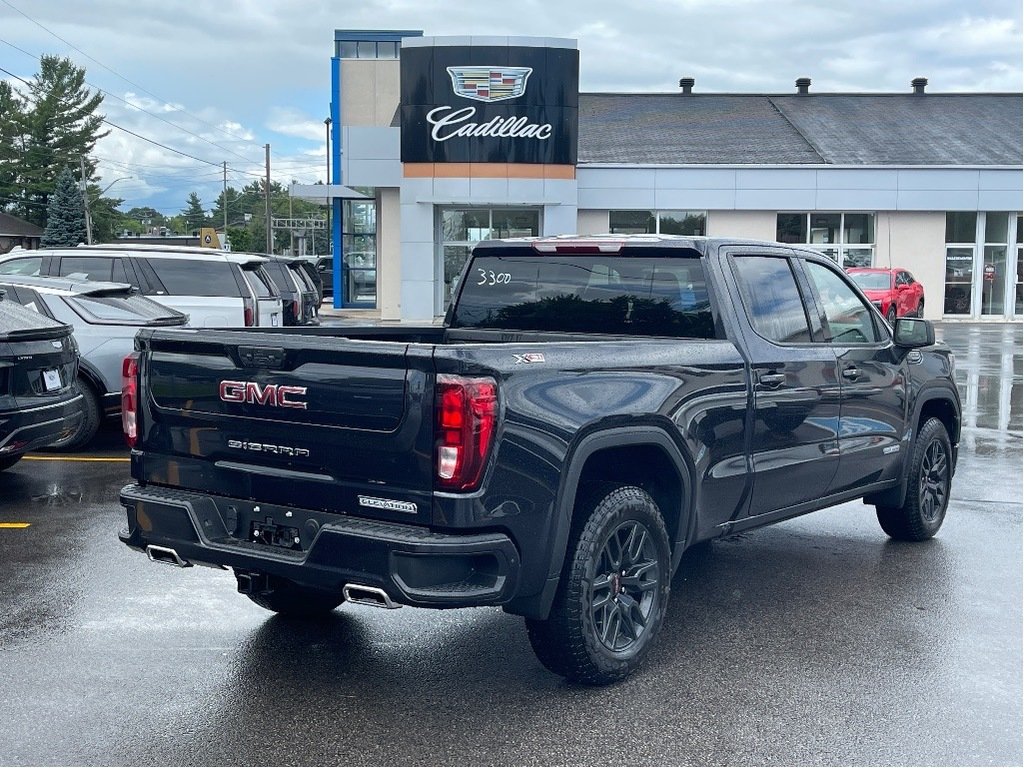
[
  {"left": 732, "top": 255, "right": 812, "bottom": 344},
  {"left": 805, "top": 261, "right": 882, "bottom": 344}
]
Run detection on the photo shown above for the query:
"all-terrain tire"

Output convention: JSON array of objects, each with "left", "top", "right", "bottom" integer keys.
[
  {"left": 525, "top": 484, "right": 671, "bottom": 685},
  {"left": 876, "top": 417, "right": 952, "bottom": 541},
  {"left": 244, "top": 574, "right": 345, "bottom": 616}
]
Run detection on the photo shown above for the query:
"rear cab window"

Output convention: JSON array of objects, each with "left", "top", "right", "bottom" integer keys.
[{"left": 449, "top": 248, "right": 715, "bottom": 338}]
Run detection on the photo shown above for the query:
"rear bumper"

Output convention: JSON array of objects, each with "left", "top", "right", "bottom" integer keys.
[
  {"left": 118, "top": 483, "right": 520, "bottom": 608},
  {"left": 0, "top": 394, "right": 84, "bottom": 455}
]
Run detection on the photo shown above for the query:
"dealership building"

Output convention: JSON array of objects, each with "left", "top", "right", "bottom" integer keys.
[{"left": 301, "top": 29, "right": 1023, "bottom": 322}]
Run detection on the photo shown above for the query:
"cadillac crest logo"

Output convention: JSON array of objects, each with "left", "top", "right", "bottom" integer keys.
[{"left": 446, "top": 66, "right": 532, "bottom": 102}]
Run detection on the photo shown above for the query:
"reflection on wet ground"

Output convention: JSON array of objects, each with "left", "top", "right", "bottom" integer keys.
[{"left": 936, "top": 322, "right": 1022, "bottom": 433}]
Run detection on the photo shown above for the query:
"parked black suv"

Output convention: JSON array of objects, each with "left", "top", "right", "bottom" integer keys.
[
  {"left": 0, "top": 288, "right": 83, "bottom": 471},
  {"left": 264, "top": 257, "right": 320, "bottom": 326}
]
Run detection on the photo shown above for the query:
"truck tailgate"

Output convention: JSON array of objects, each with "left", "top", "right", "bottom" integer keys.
[{"left": 135, "top": 329, "right": 435, "bottom": 522}]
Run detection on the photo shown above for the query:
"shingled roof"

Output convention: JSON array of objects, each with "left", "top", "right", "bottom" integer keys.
[
  {"left": 0, "top": 211, "right": 43, "bottom": 237},
  {"left": 578, "top": 93, "right": 1023, "bottom": 166}
]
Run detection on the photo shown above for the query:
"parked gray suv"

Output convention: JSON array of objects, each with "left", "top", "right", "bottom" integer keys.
[{"left": 0, "top": 275, "right": 186, "bottom": 449}]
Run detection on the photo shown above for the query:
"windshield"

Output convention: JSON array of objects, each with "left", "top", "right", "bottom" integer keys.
[
  {"left": 849, "top": 272, "right": 891, "bottom": 291},
  {"left": 450, "top": 252, "right": 714, "bottom": 338}
]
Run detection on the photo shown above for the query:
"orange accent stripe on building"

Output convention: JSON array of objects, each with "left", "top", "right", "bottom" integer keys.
[{"left": 402, "top": 163, "right": 576, "bottom": 180}]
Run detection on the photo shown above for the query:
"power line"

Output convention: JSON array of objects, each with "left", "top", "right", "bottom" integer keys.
[
  {"left": 0, "top": 37, "right": 263, "bottom": 166},
  {"left": 0, "top": 0, "right": 264, "bottom": 150}
]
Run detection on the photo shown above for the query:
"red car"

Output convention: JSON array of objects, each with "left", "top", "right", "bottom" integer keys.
[{"left": 846, "top": 267, "right": 925, "bottom": 325}]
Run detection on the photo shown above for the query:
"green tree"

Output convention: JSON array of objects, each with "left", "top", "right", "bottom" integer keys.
[
  {"left": 181, "top": 191, "right": 208, "bottom": 233},
  {"left": 88, "top": 190, "right": 125, "bottom": 243},
  {"left": 20, "top": 56, "right": 107, "bottom": 226},
  {"left": 41, "top": 166, "right": 87, "bottom": 247},
  {"left": 0, "top": 81, "right": 27, "bottom": 211}
]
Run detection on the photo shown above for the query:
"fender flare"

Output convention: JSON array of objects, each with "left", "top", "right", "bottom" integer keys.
[
  {"left": 866, "top": 382, "right": 962, "bottom": 508},
  {"left": 530, "top": 425, "right": 695, "bottom": 617}
]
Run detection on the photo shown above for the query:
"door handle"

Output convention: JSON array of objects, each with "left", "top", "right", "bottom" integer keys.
[
  {"left": 758, "top": 372, "right": 786, "bottom": 388},
  {"left": 842, "top": 366, "right": 861, "bottom": 380}
]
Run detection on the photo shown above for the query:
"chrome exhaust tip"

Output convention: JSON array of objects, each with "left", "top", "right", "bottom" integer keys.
[
  {"left": 343, "top": 583, "right": 400, "bottom": 609},
  {"left": 145, "top": 545, "right": 191, "bottom": 568}
]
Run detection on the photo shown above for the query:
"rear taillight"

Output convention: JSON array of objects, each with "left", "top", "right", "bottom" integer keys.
[
  {"left": 121, "top": 352, "right": 140, "bottom": 448},
  {"left": 243, "top": 297, "right": 256, "bottom": 326},
  {"left": 292, "top": 299, "right": 300, "bottom": 320},
  {"left": 435, "top": 374, "right": 498, "bottom": 491}
]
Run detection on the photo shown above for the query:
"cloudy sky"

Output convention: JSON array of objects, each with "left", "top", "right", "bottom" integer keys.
[{"left": 1, "top": 0, "right": 1021, "bottom": 217}]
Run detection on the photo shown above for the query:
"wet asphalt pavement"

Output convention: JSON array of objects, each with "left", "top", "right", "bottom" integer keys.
[{"left": 0, "top": 322, "right": 1020, "bottom": 766}]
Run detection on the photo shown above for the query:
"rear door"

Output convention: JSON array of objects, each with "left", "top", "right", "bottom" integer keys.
[
  {"left": 137, "top": 330, "right": 436, "bottom": 523},
  {"left": 723, "top": 247, "right": 841, "bottom": 517}
]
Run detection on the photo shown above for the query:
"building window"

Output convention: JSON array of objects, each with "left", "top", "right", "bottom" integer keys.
[
  {"left": 609, "top": 210, "right": 706, "bottom": 236},
  {"left": 336, "top": 40, "right": 401, "bottom": 59},
  {"left": 437, "top": 207, "right": 540, "bottom": 312},
  {"left": 944, "top": 212, "right": 976, "bottom": 315},
  {"left": 342, "top": 200, "right": 376, "bottom": 304},
  {"left": 982, "top": 212, "right": 1010, "bottom": 316},
  {"left": 1016, "top": 215, "right": 1022, "bottom": 316},
  {"left": 776, "top": 212, "right": 875, "bottom": 268}
]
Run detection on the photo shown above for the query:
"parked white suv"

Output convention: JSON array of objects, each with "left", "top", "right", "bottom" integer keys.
[{"left": 0, "top": 244, "right": 282, "bottom": 328}]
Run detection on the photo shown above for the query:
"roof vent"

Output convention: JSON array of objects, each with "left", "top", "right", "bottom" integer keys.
[
  {"left": 679, "top": 77, "right": 695, "bottom": 95},
  {"left": 795, "top": 77, "right": 811, "bottom": 95},
  {"left": 912, "top": 77, "right": 928, "bottom": 95}
]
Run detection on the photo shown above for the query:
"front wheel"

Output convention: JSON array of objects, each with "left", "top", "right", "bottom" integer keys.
[
  {"left": 886, "top": 305, "right": 897, "bottom": 327},
  {"left": 876, "top": 418, "right": 952, "bottom": 541},
  {"left": 525, "top": 485, "right": 671, "bottom": 685}
]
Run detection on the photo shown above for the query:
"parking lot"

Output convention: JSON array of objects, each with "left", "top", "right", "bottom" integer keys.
[{"left": 0, "top": 322, "right": 1020, "bottom": 766}]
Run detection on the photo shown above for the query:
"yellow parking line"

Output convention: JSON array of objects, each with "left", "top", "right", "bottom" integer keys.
[
  {"left": 0, "top": 523, "right": 31, "bottom": 529},
  {"left": 23, "top": 455, "right": 130, "bottom": 463}
]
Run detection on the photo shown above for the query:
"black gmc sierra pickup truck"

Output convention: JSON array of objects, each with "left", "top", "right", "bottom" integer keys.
[{"left": 119, "top": 235, "right": 960, "bottom": 684}]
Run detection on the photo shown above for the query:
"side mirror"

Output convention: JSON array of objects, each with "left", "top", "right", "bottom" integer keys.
[
  {"left": 893, "top": 317, "right": 934, "bottom": 348},
  {"left": 896, "top": 283, "right": 909, "bottom": 291}
]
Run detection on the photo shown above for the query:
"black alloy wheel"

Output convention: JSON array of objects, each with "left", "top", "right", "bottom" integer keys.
[
  {"left": 876, "top": 417, "right": 952, "bottom": 541},
  {"left": 589, "top": 520, "right": 662, "bottom": 653}
]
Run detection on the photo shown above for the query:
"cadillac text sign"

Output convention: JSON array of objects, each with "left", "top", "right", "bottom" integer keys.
[{"left": 400, "top": 44, "right": 579, "bottom": 164}]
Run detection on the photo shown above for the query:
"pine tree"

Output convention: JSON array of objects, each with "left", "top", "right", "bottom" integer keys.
[
  {"left": 0, "top": 81, "right": 27, "bottom": 212},
  {"left": 41, "top": 167, "right": 87, "bottom": 247},
  {"left": 182, "top": 191, "right": 208, "bottom": 233},
  {"left": 20, "top": 56, "right": 107, "bottom": 226}
]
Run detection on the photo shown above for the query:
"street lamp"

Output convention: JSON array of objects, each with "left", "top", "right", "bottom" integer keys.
[
  {"left": 85, "top": 176, "right": 131, "bottom": 245},
  {"left": 324, "top": 117, "right": 331, "bottom": 255}
]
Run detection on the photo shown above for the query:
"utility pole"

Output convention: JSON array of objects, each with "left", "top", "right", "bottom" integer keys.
[
  {"left": 223, "top": 161, "right": 228, "bottom": 233},
  {"left": 79, "top": 156, "right": 93, "bottom": 245},
  {"left": 265, "top": 144, "right": 272, "bottom": 255}
]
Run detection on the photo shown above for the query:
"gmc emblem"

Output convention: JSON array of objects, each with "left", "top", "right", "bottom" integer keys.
[{"left": 219, "top": 380, "right": 308, "bottom": 410}]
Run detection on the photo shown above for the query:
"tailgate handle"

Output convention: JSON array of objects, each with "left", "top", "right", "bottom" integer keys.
[{"left": 238, "top": 346, "right": 286, "bottom": 369}]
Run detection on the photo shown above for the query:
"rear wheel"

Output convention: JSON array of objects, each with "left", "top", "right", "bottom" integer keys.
[
  {"left": 52, "top": 378, "right": 101, "bottom": 451},
  {"left": 876, "top": 417, "right": 952, "bottom": 541},
  {"left": 0, "top": 454, "right": 24, "bottom": 472},
  {"left": 886, "top": 305, "right": 897, "bottom": 327},
  {"left": 243, "top": 573, "right": 345, "bottom": 616},
  {"left": 525, "top": 485, "right": 671, "bottom": 685}
]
